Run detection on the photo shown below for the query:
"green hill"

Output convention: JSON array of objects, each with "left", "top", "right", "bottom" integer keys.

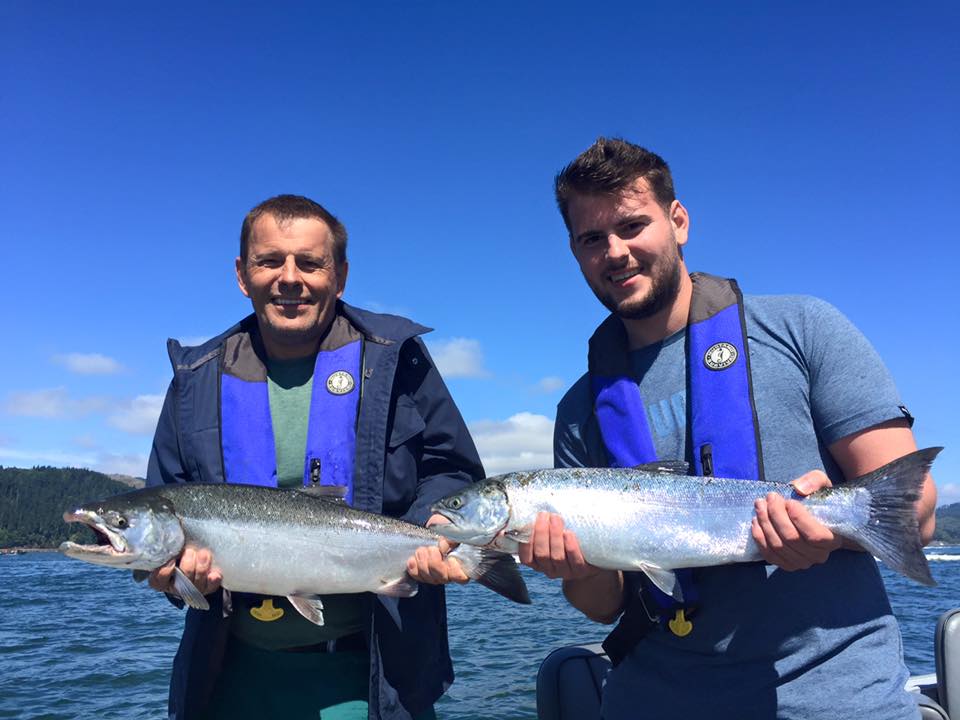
[
  {"left": 0, "top": 466, "right": 142, "bottom": 549},
  {"left": 935, "top": 503, "right": 960, "bottom": 545}
]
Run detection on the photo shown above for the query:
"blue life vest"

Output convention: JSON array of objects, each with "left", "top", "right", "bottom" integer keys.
[
  {"left": 589, "top": 273, "right": 764, "bottom": 629},
  {"left": 219, "top": 318, "right": 363, "bottom": 504}
]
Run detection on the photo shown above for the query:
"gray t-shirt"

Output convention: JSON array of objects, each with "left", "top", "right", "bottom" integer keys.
[{"left": 555, "top": 295, "right": 918, "bottom": 719}]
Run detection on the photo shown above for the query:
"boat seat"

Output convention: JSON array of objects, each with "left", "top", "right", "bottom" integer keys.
[
  {"left": 936, "top": 607, "right": 960, "bottom": 719},
  {"left": 535, "top": 617, "right": 960, "bottom": 720},
  {"left": 917, "top": 695, "right": 950, "bottom": 720},
  {"left": 536, "top": 643, "right": 609, "bottom": 720}
]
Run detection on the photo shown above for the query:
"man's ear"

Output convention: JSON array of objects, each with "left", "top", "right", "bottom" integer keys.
[
  {"left": 671, "top": 200, "right": 690, "bottom": 248},
  {"left": 336, "top": 261, "right": 349, "bottom": 299},
  {"left": 236, "top": 257, "right": 251, "bottom": 298}
]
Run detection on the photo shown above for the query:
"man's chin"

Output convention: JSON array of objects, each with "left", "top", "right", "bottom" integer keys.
[
  {"left": 259, "top": 318, "right": 323, "bottom": 344},
  {"left": 269, "top": 326, "right": 319, "bottom": 341},
  {"left": 595, "top": 292, "right": 655, "bottom": 320},
  {"left": 615, "top": 297, "right": 663, "bottom": 319},
  {"left": 603, "top": 269, "right": 682, "bottom": 320}
]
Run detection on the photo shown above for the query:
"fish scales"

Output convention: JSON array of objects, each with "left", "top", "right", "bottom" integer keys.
[
  {"left": 140, "top": 484, "right": 433, "bottom": 595},
  {"left": 60, "top": 482, "right": 531, "bottom": 622},
  {"left": 432, "top": 449, "right": 941, "bottom": 600},
  {"left": 500, "top": 470, "right": 830, "bottom": 569}
]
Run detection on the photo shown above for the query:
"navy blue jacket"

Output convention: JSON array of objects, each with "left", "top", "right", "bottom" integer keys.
[{"left": 147, "top": 302, "right": 484, "bottom": 720}]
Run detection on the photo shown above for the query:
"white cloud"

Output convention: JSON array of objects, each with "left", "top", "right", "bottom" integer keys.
[
  {"left": 53, "top": 352, "right": 124, "bottom": 375},
  {"left": 937, "top": 482, "right": 960, "bottom": 507},
  {"left": 361, "top": 301, "right": 413, "bottom": 318},
  {"left": 428, "top": 338, "right": 489, "bottom": 378},
  {"left": 93, "top": 452, "right": 149, "bottom": 478},
  {"left": 107, "top": 394, "right": 165, "bottom": 435},
  {"left": 3, "top": 389, "right": 162, "bottom": 435},
  {"left": 176, "top": 335, "right": 213, "bottom": 347},
  {"left": 469, "top": 412, "right": 554, "bottom": 475},
  {"left": 4, "top": 388, "right": 108, "bottom": 419},
  {"left": 536, "top": 376, "right": 565, "bottom": 394}
]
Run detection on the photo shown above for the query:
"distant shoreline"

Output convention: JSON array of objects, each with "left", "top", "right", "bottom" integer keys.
[{"left": 0, "top": 547, "right": 57, "bottom": 554}]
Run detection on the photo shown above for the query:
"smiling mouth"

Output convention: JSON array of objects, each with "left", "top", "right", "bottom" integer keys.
[
  {"left": 272, "top": 298, "right": 314, "bottom": 307},
  {"left": 609, "top": 267, "right": 643, "bottom": 283}
]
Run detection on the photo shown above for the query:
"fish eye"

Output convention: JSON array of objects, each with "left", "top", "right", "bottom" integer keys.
[
  {"left": 117, "top": 517, "right": 128, "bottom": 529},
  {"left": 449, "top": 497, "right": 462, "bottom": 510}
]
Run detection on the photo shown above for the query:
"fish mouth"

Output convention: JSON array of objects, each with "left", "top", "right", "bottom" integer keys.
[
  {"left": 429, "top": 506, "right": 503, "bottom": 547},
  {"left": 429, "top": 502, "right": 467, "bottom": 528},
  {"left": 59, "top": 510, "right": 130, "bottom": 560}
]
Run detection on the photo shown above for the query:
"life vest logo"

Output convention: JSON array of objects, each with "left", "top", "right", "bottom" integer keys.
[
  {"left": 326, "top": 370, "right": 355, "bottom": 395},
  {"left": 703, "top": 342, "right": 738, "bottom": 370}
]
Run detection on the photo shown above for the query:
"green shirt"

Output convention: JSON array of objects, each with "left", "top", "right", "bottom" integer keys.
[
  {"left": 267, "top": 355, "right": 315, "bottom": 489},
  {"left": 229, "top": 346, "right": 366, "bottom": 649}
]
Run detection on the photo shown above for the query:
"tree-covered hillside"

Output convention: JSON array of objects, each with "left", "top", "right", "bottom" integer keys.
[
  {"left": 935, "top": 503, "right": 960, "bottom": 545},
  {"left": 0, "top": 466, "right": 142, "bottom": 548}
]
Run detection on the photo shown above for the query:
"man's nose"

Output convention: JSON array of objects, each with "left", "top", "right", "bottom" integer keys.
[
  {"left": 279, "top": 256, "right": 299, "bottom": 285},
  {"left": 606, "top": 233, "right": 630, "bottom": 261}
]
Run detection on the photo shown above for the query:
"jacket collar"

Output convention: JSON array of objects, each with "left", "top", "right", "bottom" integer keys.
[{"left": 166, "top": 301, "right": 431, "bottom": 371}]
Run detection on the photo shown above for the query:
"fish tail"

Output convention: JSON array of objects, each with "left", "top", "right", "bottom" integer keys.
[
  {"left": 844, "top": 447, "right": 941, "bottom": 587},
  {"left": 451, "top": 545, "right": 531, "bottom": 604}
]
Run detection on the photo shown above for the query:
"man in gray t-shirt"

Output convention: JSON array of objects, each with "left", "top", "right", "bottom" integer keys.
[{"left": 522, "top": 138, "right": 938, "bottom": 719}]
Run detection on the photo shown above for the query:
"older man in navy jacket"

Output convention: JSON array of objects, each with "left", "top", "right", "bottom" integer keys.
[{"left": 146, "top": 194, "right": 483, "bottom": 720}]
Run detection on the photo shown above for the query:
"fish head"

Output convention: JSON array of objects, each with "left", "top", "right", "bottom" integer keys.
[
  {"left": 59, "top": 490, "right": 185, "bottom": 571},
  {"left": 431, "top": 480, "right": 511, "bottom": 546}
]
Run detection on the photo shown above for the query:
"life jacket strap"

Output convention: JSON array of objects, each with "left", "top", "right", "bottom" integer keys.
[{"left": 588, "top": 274, "right": 763, "bottom": 651}]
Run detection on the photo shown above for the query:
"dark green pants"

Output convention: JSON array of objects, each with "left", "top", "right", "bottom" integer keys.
[{"left": 206, "top": 638, "right": 436, "bottom": 720}]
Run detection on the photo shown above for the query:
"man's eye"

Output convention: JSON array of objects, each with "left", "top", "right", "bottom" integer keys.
[
  {"left": 619, "top": 222, "right": 646, "bottom": 238},
  {"left": 579, "top": 235, "right": 602, "bottom": 247}
]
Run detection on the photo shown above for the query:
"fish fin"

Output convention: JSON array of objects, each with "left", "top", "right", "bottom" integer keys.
[
  {"left": 173, "top": 567, "right": 210, "bottom": 610},
  {"left": 377, "top": 596, "right": 403, "bottom": 630},
  {"left": 287, "top": 595, "right": 325, "bottom": 626},
  {"left": 298, "top": 485, "right": 348, "bottom": 502},
  {"left": 131, "top": 570, "right": 150, "bottom": 583},
  {"left": 640, "top": 564, "right": 683, "bottom": 602},
  {"left": 842, "top": 447, "right": 940, "bottom": 587},
  {"left": 374, "top": 575, "right": 419, "bottom": 598},
  {"left": 450, "top": 545, "right": 531, "bottom": 604},
  {"left": 493, "top": 534, "right": 522, "bottom": 554},
  {"left": 505, "top": 527, "right": 532, "bottom": 545},
  {"left": 631, "top": 461, "right": 690, "bottom": 475}
]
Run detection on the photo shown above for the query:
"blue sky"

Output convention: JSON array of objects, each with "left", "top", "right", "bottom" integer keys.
[{"left": 1, "top": 2, "right": 958, "bottom": 503}]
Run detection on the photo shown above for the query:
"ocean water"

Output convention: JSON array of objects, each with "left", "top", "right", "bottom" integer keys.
[{"left": 1, "top": 551, "right": 958, "bottom": 719}]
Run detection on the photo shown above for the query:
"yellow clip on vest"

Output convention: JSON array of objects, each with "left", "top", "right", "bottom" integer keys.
[
  {"left": 668, "top": 608, "right": 693, "bottom": 637},
  {"left": 250, "top": 598, "right": 284, "bottom": 622}
]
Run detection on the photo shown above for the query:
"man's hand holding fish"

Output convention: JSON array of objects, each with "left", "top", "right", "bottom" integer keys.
[{"left": 462, "top": 137, "right": 941, "bottom": 719}]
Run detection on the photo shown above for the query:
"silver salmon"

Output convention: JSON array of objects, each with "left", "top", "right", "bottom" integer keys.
[
  {"left": 60, "top": 483, "right": 530, "bottom": 625},
  {"left": 431, "top": 448, "right": 940, "bottom": 601}
]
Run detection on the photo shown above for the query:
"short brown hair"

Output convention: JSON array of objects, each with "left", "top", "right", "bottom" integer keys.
[
  {"left": 240, "top": 194, "right": 348, "bottom": 266},
  {"left": 554, "top": 138, "right": 676, "bottom": 232}
]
